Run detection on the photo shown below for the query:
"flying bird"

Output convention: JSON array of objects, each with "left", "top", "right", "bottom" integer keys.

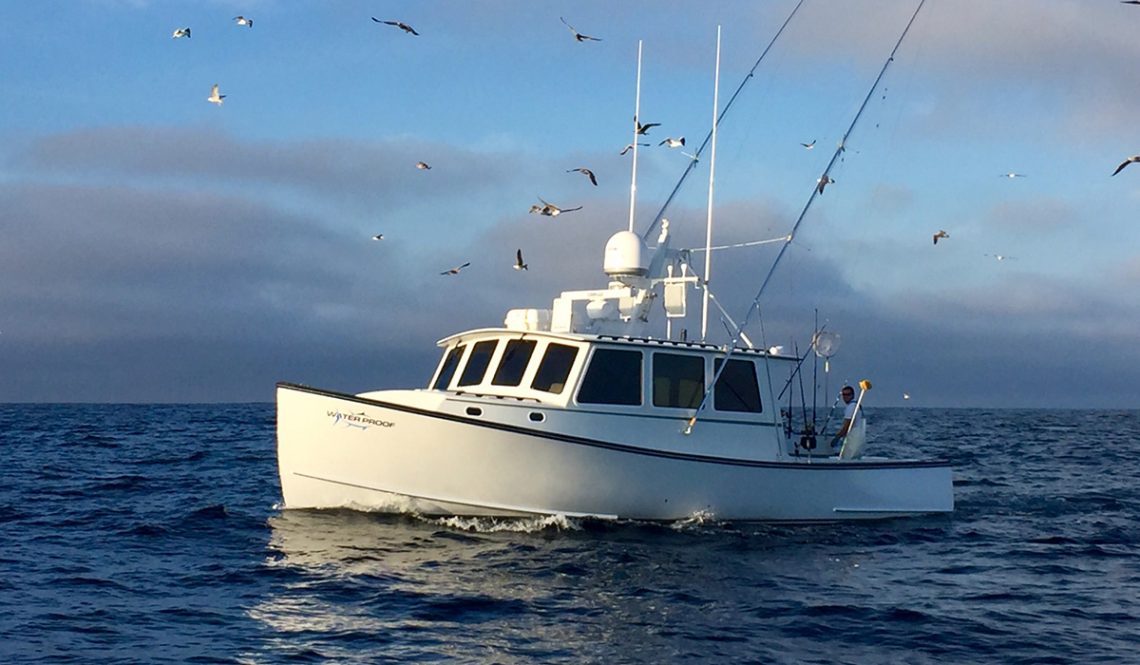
[
  {"left": 659, "top": 137, "right": 685, "bottom": 148},
  {"left": 415, "top": 161, "right": 431, "bottom": 170},
  {"left": 619, "top": 142, "right": 650, "bottom": 156},
  {"left": 567, "top": 167, "right": 597, "bottom": 186},
  {"left": 800, "top": 140, "right": 815, "bottom": 149},
  {"left": 680, "top": 151, "right": 700, "bottom": 162},
  {"left": 984, "top": 253, "right": 1017, "bottom": 261},
  {"left": 1001, "top": 172, "right": 1026, "bottom": 178},
  {"left": 903, "top": 392, "right": 911, "bottom": 400},
  {"left": 635, "top": 117, "right": 660, "bottom": 135},
  {"left": 1111, "top": 155, "right": 1140, "bottom": 176},
  {"left": 529, "top": 197, "right": 582, "bottom": 217},
  {"left": 172, "top": 27, "right": 191, "bottom": 39},
  {"left": 441, "top": 262, "right": 471, "bottom": 276},
  {"left": 372, "top": 234, "right": 384, "bottom": 241},
  {"left": 207, "top": 84, "right": 225, "bottom": 106},
  {"left": 373, "top": 17, "right": 419, "bottom": 35},
  {"left": 560, "top": 17, "right": 601, "bottom": 42},
  {"left": 514, "top": 249, "right": 528, "bottom": 271},
  {"left": 233, "top": 16, "right": 253, "bottom": 28},
  {"left": 816, "top": 174, "right": 835, "bottom": 195},
  {"left": 933, "top": 230, "right": 949, "bottom": 245}
]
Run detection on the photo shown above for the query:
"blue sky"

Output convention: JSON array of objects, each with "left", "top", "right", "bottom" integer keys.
[{"left": 2, "top": 0, "right": 1138, "bottom": 407}]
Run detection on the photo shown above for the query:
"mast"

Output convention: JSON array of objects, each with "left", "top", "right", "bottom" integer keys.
[
  {"left": 700, "top": 26, "right": 722, "bottom": 341},
  {"left": 628, "top": 41, "right": 643, "bottom": 233}
]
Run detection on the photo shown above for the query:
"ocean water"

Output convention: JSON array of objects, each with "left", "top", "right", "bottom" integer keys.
[{"left": 1, "top": 404, "right": 1137, "bottom": 664}]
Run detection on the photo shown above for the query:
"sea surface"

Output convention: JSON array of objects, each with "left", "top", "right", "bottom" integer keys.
[{"left": 1, "top": 404, "right": 1137, "bottom": 664}]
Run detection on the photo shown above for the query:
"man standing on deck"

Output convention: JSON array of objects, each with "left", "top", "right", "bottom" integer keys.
[{"left": 829, "top": 385, "right": 858, "bottom": 450}]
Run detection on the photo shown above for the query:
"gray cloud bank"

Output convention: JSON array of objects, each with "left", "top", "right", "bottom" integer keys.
[{"left": 2, "top": 123, "right": 1137, "bottom": 407}]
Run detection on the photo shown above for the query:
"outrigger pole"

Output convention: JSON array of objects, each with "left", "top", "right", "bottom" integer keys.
[
  {"left": 700, "top": 25, "right": 722, "bottom": 341},
  {"left": 628, "top": 40, "right": 643, "bottom": 234},
  {"left": 642, "top": 0, "right": 805, "bottom": 243},
  {"left": 684, "top": 0, "right": 927, "bottom": 436}
]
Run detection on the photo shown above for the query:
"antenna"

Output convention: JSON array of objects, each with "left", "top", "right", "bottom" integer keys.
[
  {"left": 628, "top": 40, "right": 643, "bottom": 234},
  {"left": 700, "top": 26, "right": 721, "bottom": 341}
]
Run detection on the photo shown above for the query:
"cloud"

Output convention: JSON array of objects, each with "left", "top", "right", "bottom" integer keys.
[{"left": 12, "top": 126, "right": 519, "bottom": 217}]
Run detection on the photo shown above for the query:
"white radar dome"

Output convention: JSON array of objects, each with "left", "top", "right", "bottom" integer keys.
[{"left": 603, "top": 231, "right": 648, "bottom": 277}]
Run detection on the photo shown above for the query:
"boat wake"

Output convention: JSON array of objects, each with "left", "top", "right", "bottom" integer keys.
[{"left": 422, "top": 513, "right": 583, "bottom": 533}]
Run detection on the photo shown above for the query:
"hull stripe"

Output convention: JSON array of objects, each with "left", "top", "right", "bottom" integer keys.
[{"left": 278, "top": 382, "right": 952, "bottom": 471}]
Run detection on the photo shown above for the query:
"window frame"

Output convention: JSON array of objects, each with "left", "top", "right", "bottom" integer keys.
[
  {"left": 713, "top": 357, "right": 763, "bottom": 413},
  {"left": 457, "top": 339, "right": 499, "bottom": 387},
  {"left": 491, "top": 339, "right": 538, "bottom": 387},
  {"left": 530, "top": 342, "right": 580, "bottom": 394},
  {"left": 576, "top": 347, "right": 643, "bottom": 406},
  {"left": 651, "top": 351, "right": 706, "bottom": 409}
]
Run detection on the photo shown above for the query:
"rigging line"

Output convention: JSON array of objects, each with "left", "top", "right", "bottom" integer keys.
[
  {"left": 682, "top": 0, "right": 927, "bottom": 436},
  {"left": 686, "top": 235, "right": 791, "bottom": 253},
  {"left": 641, "top": 0, "right": 806, "bottom": 243}
]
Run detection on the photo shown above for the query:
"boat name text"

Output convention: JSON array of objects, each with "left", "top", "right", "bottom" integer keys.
[{"left": 327, "top": 410, "right": 395, "bottom": 429}]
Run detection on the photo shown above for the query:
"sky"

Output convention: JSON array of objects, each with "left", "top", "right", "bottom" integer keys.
[{"left": 2, "top": 0, "right": 1139, "bottom": 407}]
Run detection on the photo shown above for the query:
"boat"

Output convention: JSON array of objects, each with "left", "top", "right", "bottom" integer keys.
[
  {"left": 276, "top": 12, "right": 953, "bottom": 522},
  {"left": 276, "top": 223, "right": 954, "bottom": 521}
]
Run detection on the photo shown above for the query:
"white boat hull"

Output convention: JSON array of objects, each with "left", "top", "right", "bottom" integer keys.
[{"left": 276, "top": 383, "right": 954, "bottom": 522}]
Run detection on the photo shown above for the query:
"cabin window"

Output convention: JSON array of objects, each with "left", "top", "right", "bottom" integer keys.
[
  {"left": 531, "top": 343, "right": 579, "bottom": 394},
  {"left": 432, "top": 345, "right": 465, "bottom": 390},
  {"left": 578, "top": 348, "right": 642, "bottom": 405},
  {"left": 492, "top": 339, "right": 537, "bottom": 387},
  {"left": 714, "top": 358, "right": 763, "bottom": 413},
  {"left": 653, "top": 353, "right": 704, "bottom": 409},
  {"left": 457, "top": 340, "right": 498, "bottom": 387}
]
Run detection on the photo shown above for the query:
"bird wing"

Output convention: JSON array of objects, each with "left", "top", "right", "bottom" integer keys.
[
  {"left": 563, "top": 206, "right": 583, "bottom": 213},
  {"left": 460, "top": 262, "right": 471, "bottom": 270},
  {"left": 585, "top": 169, "right": 597, "bottom": 185},
  {"left": 516, "top": 249, "right": 524, "bottom": 264},
  {"left": 1112, "top": 158, "right": 1136, "bottom": 176}
]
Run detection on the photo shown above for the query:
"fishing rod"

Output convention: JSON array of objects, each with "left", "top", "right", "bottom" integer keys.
[
  {"left": 684, "top": 0, "right": 927, "bottom": 435},
  {"left": 641, "top": 0, "right": 806, "bottom": 243}
]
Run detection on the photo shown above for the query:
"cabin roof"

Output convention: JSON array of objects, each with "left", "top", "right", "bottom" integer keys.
[{"left": 436, "top": 327, "right": 797, "bottom": 360}]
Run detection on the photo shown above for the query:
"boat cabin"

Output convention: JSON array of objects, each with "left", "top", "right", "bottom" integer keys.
[{"left": 427, "top": 329, "right": 794, "bottom": 425}]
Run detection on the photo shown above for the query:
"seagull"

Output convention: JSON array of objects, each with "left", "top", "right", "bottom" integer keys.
[
  {"left": 373, "top": 17, "right": 419, "bottom": 35},
  {"left": 233, "top": 16, "right": 253, "bottom": 28},
  {"left": 933, "top": 230, "right": 949, "bottom": 245},
  {"left": 371, "top": 234, "right": 384, "bottom": 241},
  {"left": 635, "top": 117, "right": 660, "bottom": 135},
  {"left": 514, "top": 249, "right": 528, "bottom": 271},
  {"left": 903, "top": 392, "right": 910, "bottom": 400},
  {"left": 529, "top": 197, "right": 582, "bottom": 217},
  {"left": 441, "top": 262, "right": 471, "bottom": 276},
  {"left": 207, "top": 84, "right": 225, "bottom": 106},
  {"left": 619, "top": 142, "right": 650, "bottom": 156},
  {"left": 984, "top": 253, "right": 1017, "bottom": 261},
  {"left": 800, "top": 140, "right": 815, "bottom": 149},
  {"left": 172, "top": 27, "right": 191, "bottom": 39},
  {"left": 659, "top": 137, "right": 685, "bottom": 148},
  {"left": 415, "top": 161, "right": 431, "bottom": 170},
  {"left": 816, "top": 174, "right": 835, "bottom": 195},
  {"left": 1111, "top": 155, "right": 1140, "bottom": 176},
  {"left": 560, "top": 17, "right": 601, "bottom": 42},
  {"left": 567, "top": 167, "right": 597, "bottom": 186},
  {"left": 1001, "top": 172, "right": 1027, "bottom": 178}
]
